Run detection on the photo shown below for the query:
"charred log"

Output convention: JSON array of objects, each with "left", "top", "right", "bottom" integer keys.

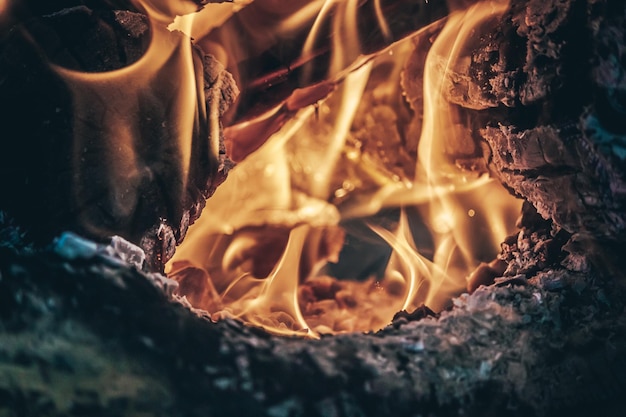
[
  {"left": 0, "top": 215, "right": 625, "bottom": 417},
  {"left": 425, "top": 0, "right": 626, "bottom": 244},
  {"left": 0, "top": 6, "right": 238, "bottom": 270}
]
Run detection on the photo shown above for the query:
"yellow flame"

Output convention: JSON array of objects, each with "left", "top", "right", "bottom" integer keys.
[
  {"left": 169, "top": 0, "right": 521, "bottom": 337},
  {"left": 370, "top": 209, "right": 438, "bottom": 311},
  {"left": 300, "top": 0, "right": 361, "bottom": 93},
  {"left": 411, "top": 0, "right": 518, "bottom": 310},
  {"left": 219, "top": 225, "right": 315, "bottom": 338}
]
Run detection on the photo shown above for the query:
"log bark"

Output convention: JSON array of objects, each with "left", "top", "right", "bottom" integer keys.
[
  {"left": 0, "top": 210, "right": 625, "bottom": 417},
  {"left": 421, "top": 0, "right": 626, "bottom": 243}
]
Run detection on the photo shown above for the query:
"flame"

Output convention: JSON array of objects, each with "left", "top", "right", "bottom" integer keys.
[
  {"left": 370, "top": 209, "right": 444, "bottom": 313},
  {"left": 41, "top": 0, "right": 210, "bottom": 237},
  {"left": 168, "top": 0, "right": 521, "bottom": 337},
  {"left": 218, "top": 225, "right": 313, "bottom": 337},
  {"left": 412, "top": 0, "right": 519, "bottom": 310}
]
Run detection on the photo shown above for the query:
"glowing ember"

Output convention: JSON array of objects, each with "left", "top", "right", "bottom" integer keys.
[{"left": 167, "top": 0, "right": 522, "bottom": 337}]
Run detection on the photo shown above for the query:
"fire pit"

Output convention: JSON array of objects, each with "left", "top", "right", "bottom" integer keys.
[{"left": 1, "top": 0, "right": 625, "bottom": 416}]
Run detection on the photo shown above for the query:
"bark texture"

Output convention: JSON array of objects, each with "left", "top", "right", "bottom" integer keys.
[
  {"left": 438, "top": 0, "right": 626, "bottom": 243},
  {"left": 0, "top": 210, "right": 625, "bottom": 417}
]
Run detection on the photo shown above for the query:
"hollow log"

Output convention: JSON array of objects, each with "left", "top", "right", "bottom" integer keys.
[
  {"left": 1, "top": 0, "right": 626, "bottom": 416},
  {"left": 1, "top": 209, "right": 625, "bottom": 416},
  {"left": 0, "top": 6, "right": 238, "bottom": 270}
]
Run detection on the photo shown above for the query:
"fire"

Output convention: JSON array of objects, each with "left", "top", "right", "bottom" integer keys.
[
  {"left": 167, "top": 0, "right": 521, "bottom": 337},
  {"left": 4, "top": 0, "right": 520, "bottom": 337},
  {"left": 40, "top": 0, "right": 215, "bottom": 238}
]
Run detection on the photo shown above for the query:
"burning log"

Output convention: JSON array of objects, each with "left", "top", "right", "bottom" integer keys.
[
  {"left": 0, "top": 5, "right": 238, "bottom": 270},
  {"left": 429, "top": 0, "right": 626, "bottom": 246},
  {"left": 205, "top": 0, "right": 452, "bottom": 162},
  {"left": 1, "top": 0, "right": 626, "bottom": 415},
  {"left": 395, "top": 0, "right": 626, "bottom": 283},
  {"left": 204, "top": 0, "right": 450, "bottom": 123},
  {"left": 1, "top": 209, "right": 626, "bottom": 416}
]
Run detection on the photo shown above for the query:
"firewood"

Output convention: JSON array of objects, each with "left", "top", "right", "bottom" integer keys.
[
  {"left": 431, "top": 0, "right": 626, "bottom": 244},
  {"left": 0, "top": 6, "right": 238, "bottom": 270},
  {"left": 204, "top": 0, "right": 452, "bottom": 162},
  {"left": 1, "top": 219, "right": 625, "bottom": 416},
  {"left": 204, "top": 0, "right": 450, "bottom": 125}
]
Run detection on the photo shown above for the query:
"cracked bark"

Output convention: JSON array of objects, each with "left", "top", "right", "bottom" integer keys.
[{"left": 442, "top": 0, "right": 626, "bottom": 244}]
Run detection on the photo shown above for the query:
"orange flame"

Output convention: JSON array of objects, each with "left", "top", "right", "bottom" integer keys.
[
  {"left": 168, "top": 0, "right": 521, "bottom": 337},
  {"left": 218, "top": 225, "right": 313, "bottom": 337}
]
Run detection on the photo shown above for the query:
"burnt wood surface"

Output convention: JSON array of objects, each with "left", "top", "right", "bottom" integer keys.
[
  {"left": 421, "top": 0, "right": 626, "bottom": 244},
  {"left": 479, "top": 0, "right": 626, "bottom": 244},
  {"left": 1, "top": 1, "right": 626, "bottom": 416},
  {"left": 0, "top": 6, "right": 238, "bottom": 270},
  {"left": 1, "top": 210, "right": 625, "bottom": 417}
]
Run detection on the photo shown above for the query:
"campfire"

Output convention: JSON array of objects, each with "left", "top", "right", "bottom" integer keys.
[
  {"left": 1, "top": 0, "right": 625, "bottom": 415},
  {"left": 166, "top": 0, "right": 523, "bottom": 336}
]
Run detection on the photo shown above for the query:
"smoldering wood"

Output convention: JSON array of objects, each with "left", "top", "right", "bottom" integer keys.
[
  {"left": 480, "top": 0, "right": 626, "bottom": 243},
  {"left": 1, "top": 0, "right": 626, "bottom": 416},
  {"left": 1, "top": 208, "right": 625, "bottom": 417},
  {"left": 0, "top": 6, "right": 238, "bottom": 270},
  {"left": 406, "top": 0, "right": 626, "bottom": 244}
]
